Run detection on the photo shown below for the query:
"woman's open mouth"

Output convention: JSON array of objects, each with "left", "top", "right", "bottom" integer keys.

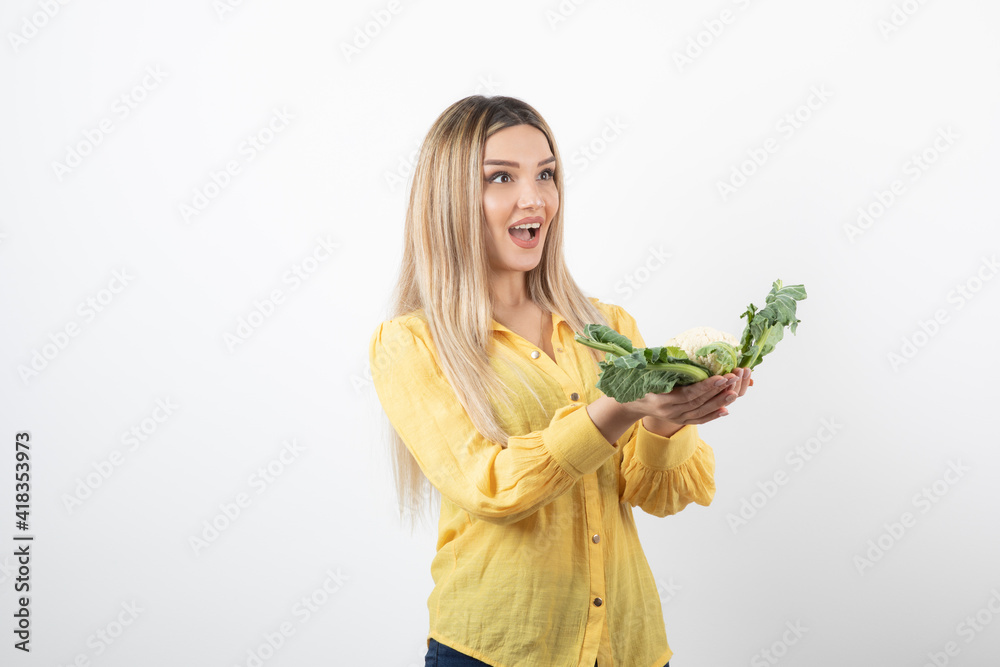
[{"left": 508, "top": 220, "right": 541, "bottom": 249}]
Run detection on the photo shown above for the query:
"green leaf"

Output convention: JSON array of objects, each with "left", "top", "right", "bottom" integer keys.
[
  {"left": 739, "top": 303, "right": 757, "bottom": 353},
  {"left": 737, "top": 279, "right": 807, "bottom": 369},
  {"left": 574, "top": 325, "right": 710, "bottom": 402},
  {"left": 610, "top": 351, "right": 646, "bottom": 369},
  {"left": 596, "top": 358, "right": 709, "bottom": 403},
  {"left": 574, "top": 324, "right": 634, "bottom": 357}
]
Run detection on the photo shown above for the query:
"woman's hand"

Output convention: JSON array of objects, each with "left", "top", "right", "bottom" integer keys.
[{"left": 624, "top": 367, "right": 753, "bottom": 428}]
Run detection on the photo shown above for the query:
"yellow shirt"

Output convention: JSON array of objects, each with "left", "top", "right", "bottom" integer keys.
[{"left": 368, "top": 297, "right": 716, "bottom": 667}]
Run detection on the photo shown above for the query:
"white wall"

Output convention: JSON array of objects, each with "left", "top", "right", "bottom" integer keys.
[{"left": 2, "top": 1, "right": 998, "bottom": 665}]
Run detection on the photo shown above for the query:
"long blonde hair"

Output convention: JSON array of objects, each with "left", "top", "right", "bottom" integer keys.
[{"left": 375, "top": 95, "right": 611, "bottom": 530}]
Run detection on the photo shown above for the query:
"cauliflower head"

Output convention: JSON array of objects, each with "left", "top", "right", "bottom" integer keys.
[{"left": 664, "top": 326, "right": 742, "bottom": 376}]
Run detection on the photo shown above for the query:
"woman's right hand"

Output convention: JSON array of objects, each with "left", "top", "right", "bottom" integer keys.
[{"left": 622, "top": 369, "right": 748, "bottom": 426}]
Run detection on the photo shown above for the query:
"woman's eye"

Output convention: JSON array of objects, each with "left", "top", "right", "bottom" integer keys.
[{"left": 487, "top": 168, "right": 555, "bottom": 184}]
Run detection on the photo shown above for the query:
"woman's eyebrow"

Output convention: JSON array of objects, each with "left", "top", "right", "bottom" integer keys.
[{"left": 483, "top": 156, "right": 556, "bottom": 168}]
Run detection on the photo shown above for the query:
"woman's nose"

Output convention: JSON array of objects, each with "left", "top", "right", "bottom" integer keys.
[{"left": 518, "top": 182, "right": 544, "bottom": 208}]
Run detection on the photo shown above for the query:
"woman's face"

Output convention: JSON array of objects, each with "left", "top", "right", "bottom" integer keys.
[{"left": 481, "top": 124, "right": 559, "bottom": 275}]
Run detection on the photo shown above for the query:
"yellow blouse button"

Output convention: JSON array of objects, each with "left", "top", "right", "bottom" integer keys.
[
  {"left": 593, "top": 597, "right": 603, "bottom": 607},
  {"left": 570, "top": 392, "right": 579, "bottom": 401},
  {"left": 530, "top": 350, "right": 540, "bottom": 359},
  {"left": 592, "top": 534, "right": 600, "bottom": 544}
]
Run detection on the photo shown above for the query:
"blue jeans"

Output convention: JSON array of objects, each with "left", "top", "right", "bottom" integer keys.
[{"left": 425, "top": 637, "right": 669, "bottom": 667}]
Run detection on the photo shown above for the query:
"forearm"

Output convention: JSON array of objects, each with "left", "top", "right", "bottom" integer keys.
[
  {"left": 641, "top": 416, "right": 683, "bottom": 438},
  {"left": 586, "top": 395, "right": 642, "bottom": 446},
  {"left": 586, "top": 398, "right": 686, "bottom": 445}
]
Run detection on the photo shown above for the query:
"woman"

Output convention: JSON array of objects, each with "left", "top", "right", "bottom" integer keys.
[{"left": 369, "top": 95, "right": 750, "bottom": 667}]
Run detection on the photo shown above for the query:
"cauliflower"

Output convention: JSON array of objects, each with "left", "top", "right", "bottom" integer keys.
[
  {"left": 664, "top": 326, "right": 742, "bottom": 376},
  {"left": 573, "top": 279, "right": 807, "bottom": 402}
]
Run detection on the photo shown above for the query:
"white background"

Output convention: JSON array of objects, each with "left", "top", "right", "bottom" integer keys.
[{"left": 2, "top": 1, "right": 999, "bottom": 666}]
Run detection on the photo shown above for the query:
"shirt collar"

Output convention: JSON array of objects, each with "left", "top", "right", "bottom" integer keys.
[{"left": 491, "top": 310, "right": 568, "bottom": 332}]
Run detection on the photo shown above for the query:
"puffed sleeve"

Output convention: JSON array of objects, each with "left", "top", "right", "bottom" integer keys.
[
  {"left": 369, "top": 316, "right": 619, "bottom": 526},
  {"left": 612, "top": 305, "right": 717, "bottom": 518}
]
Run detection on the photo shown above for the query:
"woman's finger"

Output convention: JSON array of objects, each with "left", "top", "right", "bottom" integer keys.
[
  {"left": 688, "top": 376, "right": 736, "bottom": 408},
  {"left": 676, "top": 384, "right": 737, "bottom": 422},
  {"left": 667, "top": 402, "right": 727, "bottom": 425},
  {"left": 659, "top": 375, "right": 731, "bottom": 410},
  {"left": 689, "top": 374, "right": 735, "bottom": 398},
  {"left": 679, "top": 410, "right": 727, "bottom": 425},
  {"left": 729, "top": 368, "right": 742, "bottom": 395},
  {"left": 643, "top": 372, "right": 743, "bottom": 424},
  {"left": 734, "top": 368, "right": 750, "bottom": 397}
]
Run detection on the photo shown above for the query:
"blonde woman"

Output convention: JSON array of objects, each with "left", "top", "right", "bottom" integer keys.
[{"left": 369, "top": 95, "right": 750, "bottom": 667}]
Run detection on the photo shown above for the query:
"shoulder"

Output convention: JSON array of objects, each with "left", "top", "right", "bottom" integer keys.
[
  {"left": 585, "top": 296, "right": 631, "bottom": 332},
  {"left": 369, "top": 310, "right": 437, "bottom": 367},
  {"left": 370, "top": 310, "right": 429, "bottom": 347}
]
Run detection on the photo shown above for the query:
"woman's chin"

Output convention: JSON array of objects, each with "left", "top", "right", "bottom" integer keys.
[{"left": 506, "top": 251, "right": 542, "bottom": 271}]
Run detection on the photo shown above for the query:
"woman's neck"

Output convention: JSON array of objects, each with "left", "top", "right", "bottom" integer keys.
[{"left": 489, "top": 270, "right": 530, "bottom": 311}]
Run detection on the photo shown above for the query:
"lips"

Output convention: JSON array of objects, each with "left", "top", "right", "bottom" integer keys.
[
  {"left": 507, "top": 217, "right": 543, "bottom": 249},
  {"left": 508, "top": 216, "right": 543, "bottom": 243}
]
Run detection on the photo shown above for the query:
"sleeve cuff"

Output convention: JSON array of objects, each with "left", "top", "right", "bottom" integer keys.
[
  {"left": 542, "top": 402, "right": 617, "bottom": 478},
  {"left": 635, "top": 421, "right": 701, "bottom": 471}
]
